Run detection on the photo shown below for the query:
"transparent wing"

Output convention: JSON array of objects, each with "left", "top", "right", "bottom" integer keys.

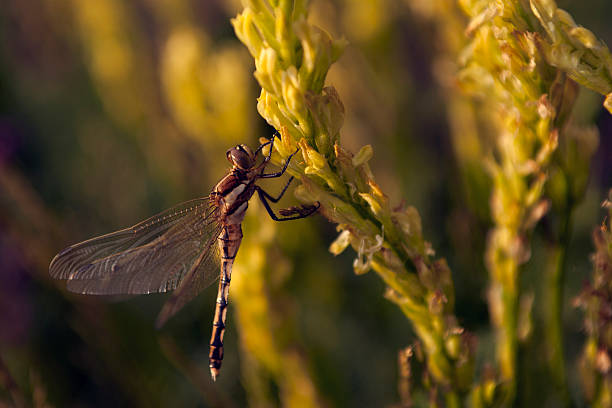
[
  {"left": 155, "top": 240, "right": 223, "bottom": 328},
  {"left": 49, "top": 198, "right": 222, "bottom": 295}
]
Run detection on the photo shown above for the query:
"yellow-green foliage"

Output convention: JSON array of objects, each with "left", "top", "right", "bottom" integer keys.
[
  {"left": 530, "top": 0, "right": 612, "bottom": 113},
  {"left": 460, "top": 0, "right": 569, "bottom": 394},
  {"left": 229, "top": 0, "right": 612, "bottom": 405},
  {"left": 233, "top": 0, "right": 611, "bottom": 406},
  {"left": 2, "top": 0, "right": 612, "bottom": 407},
  {"left": 233, "top": 0, "right": 476, "bottom": 402},
  {"left": 456, "top": 0, "right": 604, "bottom": 404}
]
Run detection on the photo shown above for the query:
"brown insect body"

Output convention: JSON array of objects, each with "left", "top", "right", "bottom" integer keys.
[{"left": 207, "top": 146, "right": 259, "bottom": 380}]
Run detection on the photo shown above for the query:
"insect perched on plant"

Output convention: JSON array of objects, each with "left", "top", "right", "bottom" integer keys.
[{"left": 49, "top": 133, "right": 319, "bottom": 380}]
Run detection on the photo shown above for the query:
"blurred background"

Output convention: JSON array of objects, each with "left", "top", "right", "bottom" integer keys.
[{"left": 1, "top": 0, "right": 611, "bottom": 406}]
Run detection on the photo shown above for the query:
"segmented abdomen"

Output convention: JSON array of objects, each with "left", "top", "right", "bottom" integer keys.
[{"left": 209, "top": 224, "right": 242, "bottom": 380}]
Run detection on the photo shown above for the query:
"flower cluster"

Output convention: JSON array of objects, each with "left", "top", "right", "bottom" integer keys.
[
  {"left": 530, "top": 0, "right": 612, "bottom": 114},
  {"left": 458, "top": 0, "right": 583, "bottom": 403},
  {"left": 233, "top": 0, "right": 474, "bottom": 398}
]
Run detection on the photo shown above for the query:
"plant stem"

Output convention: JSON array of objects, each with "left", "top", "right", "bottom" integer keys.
[
  {"left": 543, "top": 208, "right": 573, "bottom": 406},
  {"left": 490, "top": 260, "right": 519, "bottom": 403}
]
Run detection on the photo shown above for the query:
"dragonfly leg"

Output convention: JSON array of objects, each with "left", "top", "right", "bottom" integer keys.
[
  {"left": 254, "top": 130, "right": 280, "bottom": 160},
  {"left": 256, "top": 186, "right": 320, "bottom": 221},
  {"left": 254, "top": 132, "right": 280, "bottom": 174},
  {"left": 254, "top": 131, "right": 278, "bottom": 158},
  {"left": 259, "top": 147, "right": 300, "bottom": 179},
  {"left": 254, "top": 140, "right": 272, "bottom": 158},
  {"left": 261, "top": 176, "right": 294, "bottom": 203}
]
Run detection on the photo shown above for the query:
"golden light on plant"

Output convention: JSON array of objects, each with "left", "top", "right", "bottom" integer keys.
[{"left": 2, "top": 0, "right": 612, "bottom": 406}]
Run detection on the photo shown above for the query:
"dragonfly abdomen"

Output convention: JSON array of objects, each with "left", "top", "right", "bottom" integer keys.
[{"left": 209, "top": 224, "right": 242, "bottom": 381}]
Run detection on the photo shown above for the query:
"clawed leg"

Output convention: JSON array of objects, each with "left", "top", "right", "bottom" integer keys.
[
  {"left": 254, "top": 130, "right": 300, "bottom": 179},
  {"left": 259, "top": 148, "right": 299, "bottom": 179},
  {"left": 253, "top": 130, "right": 316, "bottom": 221},
  {"left": 278, "top": 203, "right": 321, "bottom": 218},
  {"left": 256, "top": 186, "right": 320, "bottom": 221},
  {"left": 254, "top": 130, "right": 279, "bottom": 160},
  {"left": 261, "top": 176, "right": 295, "bottom": 202}
]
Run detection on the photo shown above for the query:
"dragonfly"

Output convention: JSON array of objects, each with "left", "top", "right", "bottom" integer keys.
[{"left": 49, "top": 133, "right": 319, "bottom": 381}]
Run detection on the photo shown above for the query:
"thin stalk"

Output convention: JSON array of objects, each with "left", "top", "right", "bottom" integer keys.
[
  {"left": 501, "top": 286, "right": 519, "bottom": 386},
  {"left": 544, "top": 207, "right": 573, "bottom": 406},
  {"left": 495, "top": 267, "right": 519, "bottom": 403}
]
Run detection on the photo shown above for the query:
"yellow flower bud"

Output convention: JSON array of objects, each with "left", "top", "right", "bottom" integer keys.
[
  {"left": 329, "top": 230, "right": 351, "bottom": 256},
  {"left": 352, "top": 145, "right": 373, "bottom": 167}
]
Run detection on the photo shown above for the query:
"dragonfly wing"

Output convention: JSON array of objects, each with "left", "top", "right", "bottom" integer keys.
[
  {"left": 50, "top": 198, "right": 222, "bottom": 295},
  {"left": 155, "top": 237, "right": 222, "bottom": 328}
]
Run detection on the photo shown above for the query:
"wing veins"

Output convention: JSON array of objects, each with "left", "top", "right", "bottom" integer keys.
[
  {"left": 49, "top": 198, "right": 213, "bottom": 280},
  {"left": 50, "top": 197, "right": 222, "bottom": 296}
]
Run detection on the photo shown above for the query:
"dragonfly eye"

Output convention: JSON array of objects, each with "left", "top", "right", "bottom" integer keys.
[
  {"left": 238, "top": 144, "right": 254, "bottom": 156},
  {"left": 227, "top": 146, "right": 254, "bottom": 170}
]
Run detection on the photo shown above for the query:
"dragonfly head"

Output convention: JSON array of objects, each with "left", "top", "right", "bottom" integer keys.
[{"left": 226, "top": 144, "right": 255, "bottom": 170}]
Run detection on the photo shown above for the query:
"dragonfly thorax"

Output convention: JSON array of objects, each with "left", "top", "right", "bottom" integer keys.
[{"left": 212, "top": 170, "right": 257, "bottom": 226}]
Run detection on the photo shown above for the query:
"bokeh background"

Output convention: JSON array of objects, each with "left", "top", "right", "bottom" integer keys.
[{"left": 1, "top": 0, "right": 611, "bottom": 406}]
